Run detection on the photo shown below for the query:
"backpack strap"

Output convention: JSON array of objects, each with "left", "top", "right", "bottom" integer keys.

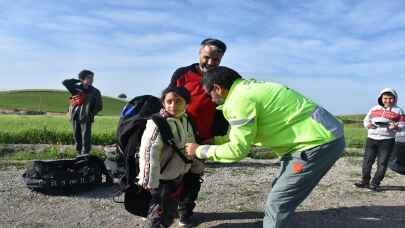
[
  {"left": 186, "top": 115, "right": 201, "bottom": 144},
  {"left": 151, "top": 114, "right": 193, "bottom": 172}
]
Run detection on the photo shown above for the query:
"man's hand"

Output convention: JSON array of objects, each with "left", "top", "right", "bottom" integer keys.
[{"left": 185, "top": 143, "right": 200, "bottom": 159}]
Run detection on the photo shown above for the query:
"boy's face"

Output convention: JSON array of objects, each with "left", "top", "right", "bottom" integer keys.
[
  {"left": 163, "top": 92, "right": 186, "bottom": 118},
  {"left": 382, "top": 94, "right": 395, "bottom": 107},
  {"left": 81, "top": 75, "right": 94, "bottom": 86}
]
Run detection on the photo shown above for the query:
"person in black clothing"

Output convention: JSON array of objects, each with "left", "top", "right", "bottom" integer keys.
[
  {"left": 62, "top": 70, "right": 103, "bottom": 154},
  {"left": 169, "top": 38, "right": 229, "bottom": 227}
]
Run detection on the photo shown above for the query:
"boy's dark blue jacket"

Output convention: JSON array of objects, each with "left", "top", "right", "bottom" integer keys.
[{"left": 62, "top": 78, "right": 103, "bottom": 122}]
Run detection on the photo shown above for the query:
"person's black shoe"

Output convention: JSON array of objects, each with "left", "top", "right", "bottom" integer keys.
[
  {"left": 354, "top": 181, "right": 369, "bottom": 188},
  {"left": 369, "top": 184, "right": 381, "bottom": 192},
  {"left": 178, "top": 215, "right": 193, "bottom": 227}
]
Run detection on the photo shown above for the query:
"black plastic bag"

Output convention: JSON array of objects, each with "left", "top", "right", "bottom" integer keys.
[{"left": 124, "top": 185, "right": 151, "bottom": 217}]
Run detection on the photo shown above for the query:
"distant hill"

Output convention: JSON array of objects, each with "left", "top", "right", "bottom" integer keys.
[{"left": 0, "top": 89, "right": 127, "bottom": 116}]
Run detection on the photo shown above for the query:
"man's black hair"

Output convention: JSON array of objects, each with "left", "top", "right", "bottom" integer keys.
[
  {"left": 78, "top": 70, "right": 94, "bottom": 80},
  {"left": 202, "top": 66, "right": 242, "bottom": 92},
  {"left": 200, "top": 38, "right": 227, "bottom": 54},
  {"left": 161, "top": 86, "right": 191, "bottom": 104}
]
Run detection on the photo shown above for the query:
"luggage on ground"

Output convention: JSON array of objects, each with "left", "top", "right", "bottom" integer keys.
[{"left": 22, "top": 154, "right": 110, "bottom": 194}]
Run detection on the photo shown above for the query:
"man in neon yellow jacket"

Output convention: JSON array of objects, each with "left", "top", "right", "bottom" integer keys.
[{"left": 185, "top": 66, "right": 345, "bottom": 228}]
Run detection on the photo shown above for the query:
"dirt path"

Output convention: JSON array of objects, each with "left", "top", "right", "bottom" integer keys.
[{"left": 1, "top": 157, "right": 405, "bottom": 228}]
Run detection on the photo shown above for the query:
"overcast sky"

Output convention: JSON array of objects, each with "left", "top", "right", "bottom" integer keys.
[{"left": 1, "top": 0, "right": 405, "bottom": 115}]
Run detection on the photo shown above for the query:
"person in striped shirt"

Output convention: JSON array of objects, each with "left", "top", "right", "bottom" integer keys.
[{"left": 354, "top": 88, "right": 404, "bottom": 191}]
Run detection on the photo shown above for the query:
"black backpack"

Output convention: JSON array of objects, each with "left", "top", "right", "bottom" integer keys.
[
  {"left": 115, "top": 95, "right": 193, "bottom": 217},
  {"left": 22, "top": 154, "right": 109, "bottom": 194}
]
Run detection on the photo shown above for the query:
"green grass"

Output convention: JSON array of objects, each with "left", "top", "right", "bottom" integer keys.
[
  {"left": 0, "top": 115, "right": 119, "bottom": 144},
  {"left": 338, "top": 114, "right": 367, "bottom": 149},
  {"left": 0, "top": 89, "right": 126, "bottom": 116},
  {"left": 2, "top": 147, "right": 76, "bottom": 160},
  {"left": 338, "top": 114, "right": 365, "bottom": 124},
  {"left": 344, "top": 126, "right": 367, "bottom": 148},
  {"left": 1, "top": 146, "right": 105, "bottom": 161},
  {"left": 0, "top": 112, "right": 368, "bottom": 154}
]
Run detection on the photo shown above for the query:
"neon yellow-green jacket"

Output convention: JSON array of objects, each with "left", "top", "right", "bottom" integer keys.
[{"left": 196, "top": 79, "right": 344, "bottom": 162}]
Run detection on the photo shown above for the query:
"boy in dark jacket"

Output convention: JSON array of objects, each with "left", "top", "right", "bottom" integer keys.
[{"left": 62, "top": 70, "right": 103, "bottom": 154}]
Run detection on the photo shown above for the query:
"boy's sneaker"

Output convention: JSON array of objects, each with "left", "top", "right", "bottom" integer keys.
[
  {"left": 369, "top": 184, "right": 381, "bottom": 192},
  {"left": 178, "top": 215, "right": 193, "bottom": 227},
  {"left": 354, "top": 181, "right": 369, "bottom": 188}
]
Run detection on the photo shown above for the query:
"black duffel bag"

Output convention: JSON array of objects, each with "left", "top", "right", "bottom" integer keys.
[{"left": 22, "top": 154, "right": 110, "bottom": 194}]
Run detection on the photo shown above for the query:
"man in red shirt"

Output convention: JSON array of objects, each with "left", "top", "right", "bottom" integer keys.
[{"left": 169, "top": 38, "right": 228, "bottom": 227}]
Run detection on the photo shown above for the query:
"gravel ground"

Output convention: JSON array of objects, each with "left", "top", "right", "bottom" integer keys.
[{"left": 1, "top": 157, "right": 405, "bottom": 228}]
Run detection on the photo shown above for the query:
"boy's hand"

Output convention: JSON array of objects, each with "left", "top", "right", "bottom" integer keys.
[
  {"left": 141, "top": 184, "right": 150, "bottom": 190},
  {"left": 367, "top": 123, "right": 377, "bottom": 129},
  {"left": 185, "top": 143, "right": 200, "bottom": 159},
  {"left": 389, "top": 123, "right": 399, "bottom": 131},
  {"left": 142, "top": 184, "right": 157, "bottom": 191}
]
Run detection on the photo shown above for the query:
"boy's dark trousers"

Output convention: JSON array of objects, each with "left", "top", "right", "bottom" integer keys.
[
  {"left": 72, "top": 118, "right": 92, "bottom": 154},
  {"left": 146, "top": 178, "right": 183, "bottom": 228},
  {"left": 178, "top": 172, "right": 202, "bottom": 220},
  {"left": 361, "top": 138, "right": 395, "bottom": 186}
]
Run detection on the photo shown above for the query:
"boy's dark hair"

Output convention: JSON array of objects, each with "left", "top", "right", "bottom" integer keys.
[
  {"left": 202, "top": 66, "right": 242, "bottom": 92},
  {"left": 201, "top": 38, "right": 227, "bottom": 54},
  {"left": 161, "top": 86, "right": 191, "bottom": 104},
  {"left": 78, "top": 70, "right": 94, "bottom": 80},
  {"left": 381, "top": 91, "right": 395, "bottom": 97}
]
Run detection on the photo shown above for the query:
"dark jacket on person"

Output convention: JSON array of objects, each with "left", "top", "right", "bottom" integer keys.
[{"left": 62, "top": 79, "right": 103, "bottom": 123}]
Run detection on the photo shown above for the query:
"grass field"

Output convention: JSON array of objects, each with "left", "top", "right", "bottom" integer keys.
[
  {"left": 338, "top": 115, "right": 367, "bottom": 148},
  {"left": 0, "top": 90, "right": 367, "bottom": 147},
  {"left": 0, "top": 115, "right": 119, "bottom": 145},
  {"left": 0, "top": 89, "right": 126, "bottom": 116},
  {"left": 0, "top": 114, "right": 368, "bottom": 148},
  {"left": 338, "top": 114, "right": 365, "bottom": 124}
]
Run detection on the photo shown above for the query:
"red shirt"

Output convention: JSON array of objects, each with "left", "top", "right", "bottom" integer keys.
[{"left": 170, "top": 64, "right": 218, "bottom": 140}]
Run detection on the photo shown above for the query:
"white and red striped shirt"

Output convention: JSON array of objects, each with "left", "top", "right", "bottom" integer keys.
[{"left": 364, "top": 105, "right": 404, "bottom": 140}]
